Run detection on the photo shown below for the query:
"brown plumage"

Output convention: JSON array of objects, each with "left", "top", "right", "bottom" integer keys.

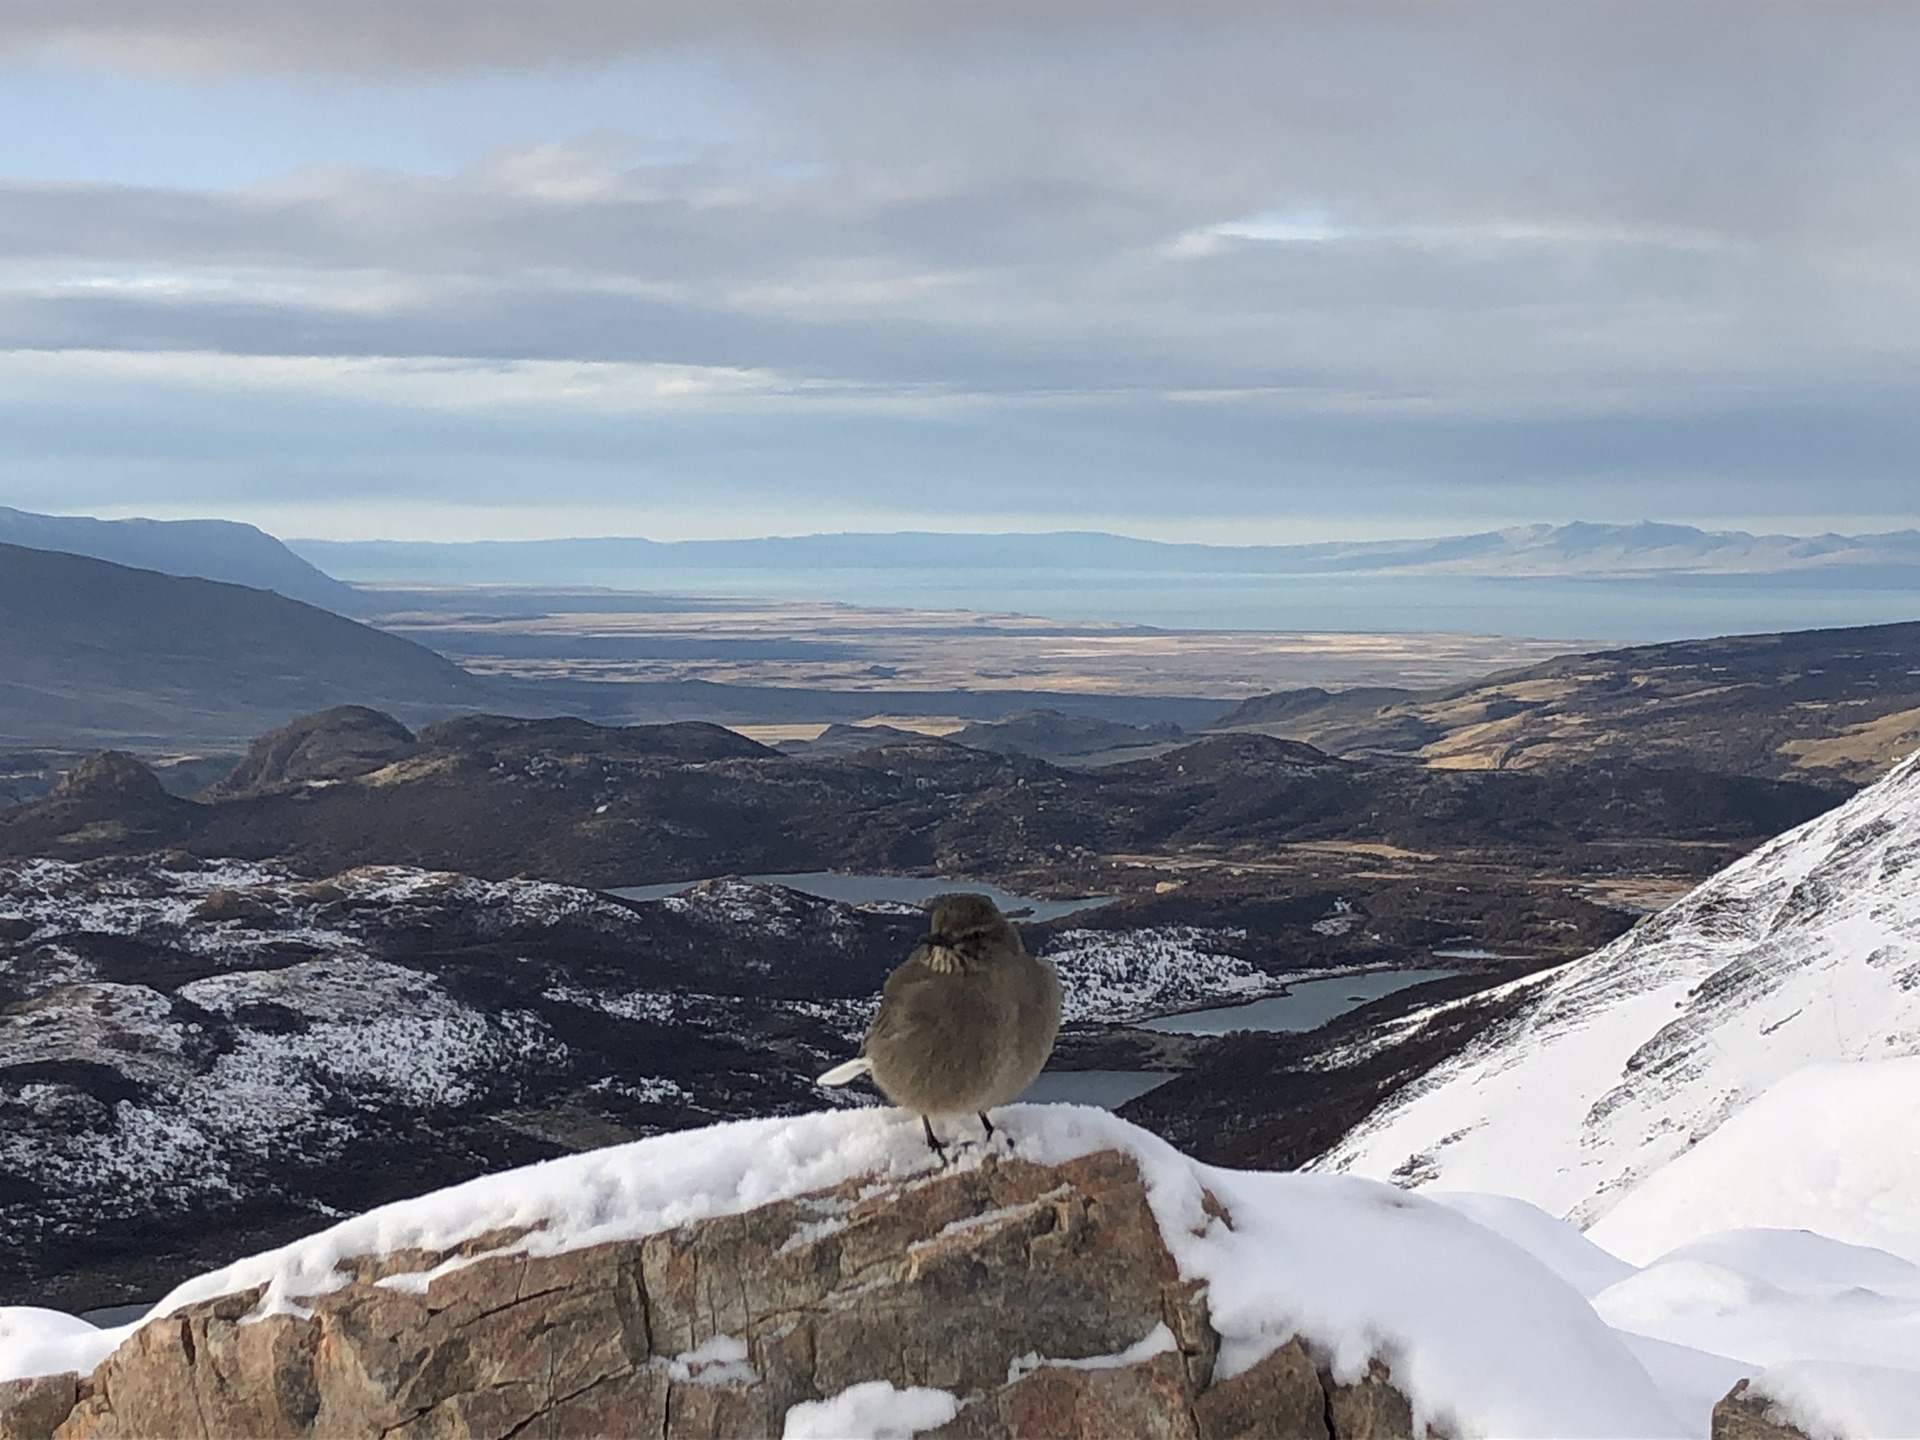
[{"left": 818, "top": 892, "right": 1062, "bottom": 1156}]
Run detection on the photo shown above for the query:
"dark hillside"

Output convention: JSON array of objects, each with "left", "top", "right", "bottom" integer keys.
[
  {"left": 0, "top": 505, "right": 356, "bottom": 612},
  {"left": 0, "top": 542, "right": 495, "bottom": 748}
]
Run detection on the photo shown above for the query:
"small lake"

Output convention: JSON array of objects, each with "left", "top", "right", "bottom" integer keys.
[
  {"left": 1141, "top": 967, "right": 1456, "bottom": 1036},
  {"left": 609, "top": 872, "right": 1115, "bottom": 923},
  {"left": 1018, "top": 1070, "right": 1176, "bottom": 1108}
]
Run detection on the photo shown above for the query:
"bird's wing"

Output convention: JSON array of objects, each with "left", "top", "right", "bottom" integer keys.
[{"left": 816, "top": 1056, "right": 873, "bottom": 1086}]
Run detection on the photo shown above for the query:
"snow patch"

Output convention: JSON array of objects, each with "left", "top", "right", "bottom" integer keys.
[
  {"left": 782, "top": 1379, "right": 961, "bottom": 1439},
  {"left": 1041, "top": 926, "right": 1271, "bottom": 1023}
]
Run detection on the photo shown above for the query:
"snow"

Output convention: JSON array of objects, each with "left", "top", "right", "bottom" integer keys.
[
  {"left": 7, "top": 1101, "right": 1919, "bottom": 1434},
  {"left": 1590, "top": 1229, "right": 1920, "bottom": 1374},
  {"left": 1587, "top": 1058, "right": 1920, "bottom": 1266},
  {"left": 1745, "top": 1360, "right": 1920, "bottom": 1440},
  {"left": 1321, "top": 748, "right": 1920, "bottom": 1231},
  {"left": 0, "top": 1106, "right": 1688, "bottom": 1437},
  {"left": 1005, "top": 1320, "right": 1176, "bottom": 1383},
  {"left": 0, "top": 1308, "right": 129, "bottom": 1388},
  {"left": 1038, "top": 926, "right": 1275, "bottom": 1023},
  {"left": 782, "top": 1379, "right": 961, "bottom": 1439},
  {"left": 1428, "top": 1192, "right": 1635, "bottom": 1298}
]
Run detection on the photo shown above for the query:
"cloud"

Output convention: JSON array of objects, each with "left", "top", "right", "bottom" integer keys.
[{"left": 3, "top": 3, "right": 1920, "bottom": 534}]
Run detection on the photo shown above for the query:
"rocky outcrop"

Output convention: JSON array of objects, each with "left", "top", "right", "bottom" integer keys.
[
  {"left": 1711, "top": 1380, "right": 1814, "bottom": 1440},
  {"left": 200, "top": 706, "right": 420, "bottom": 800},
  {"left": 3, "top": 1150, "right": 1416, "bottom": 1440}
]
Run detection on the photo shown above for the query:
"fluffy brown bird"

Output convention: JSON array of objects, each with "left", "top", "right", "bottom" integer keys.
[{"left": 818, "top": 892, "right": 1062, "bottom": 1156}]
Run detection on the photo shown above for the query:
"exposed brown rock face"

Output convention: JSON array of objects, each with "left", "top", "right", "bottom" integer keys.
[
  {"left": 2, "top": 1149, "right": 1421, "bottom": 1440},
  {"left": 1711, "top": 1380, "right": 1814, "bottom": 1440}
]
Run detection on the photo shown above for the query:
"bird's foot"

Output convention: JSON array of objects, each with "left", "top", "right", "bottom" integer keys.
[
  {"left": 922, "top": 1115, "right": 951, "bottom": 1167},
  {"left": 978, "top": 1110, "right": 1016, "bottom": 1155}
]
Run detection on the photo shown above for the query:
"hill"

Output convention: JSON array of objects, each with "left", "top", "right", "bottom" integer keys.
[
  {"left": 0, "top": 506, "right": 356, "bottom": 613},
  {"left": 0, "top": 544, "right": 495, "bottom": 749},
  {"left": 1317, "top": 743, "right": 1920, "bottom": 1244},
  {"left": 1216, "top": 619, "right": 1920, "bottom": 784}
]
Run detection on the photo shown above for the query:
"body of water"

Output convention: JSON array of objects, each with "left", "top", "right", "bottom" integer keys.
[
  {"left": 1018, "top": 1070, "right": 1176, "bottom": 1108},
  {"left": 609, "top": 872, "right": 1114, "bottom": 922},
  {"left": 1142, "top": 967, "right": 1456, "bottom": 1036},
  {"left": 525, "top": 567, "right": 1918, "bottom": 644},
  {"left": 1030, "top": 965, "right": 1457, "bottom": 1112}
]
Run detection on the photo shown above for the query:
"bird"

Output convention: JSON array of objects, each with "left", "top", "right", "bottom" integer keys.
[{"left": 818, "top": 892, "right": 1062, "bottom": 1158}]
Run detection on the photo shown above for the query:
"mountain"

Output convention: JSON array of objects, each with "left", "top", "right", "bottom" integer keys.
[
  {"left": 0, "top": 544, "right": 495, "bottom": 748},
  {"left": 949, "top": 709, "right": 1188, "bottom": 766},
  {"left": 0, "top": 506, "right": 357, "bottom": 613},
  {"left": 0, "top": 708, "right": 1842, "bottom": 939},
  {"left": 292, "top": 521, "right": 1920, "bottom": 588},
  {"left": 1316, "top": 744, "right": 1920, "bottom": 1245},
  {"left": 1216, "top": 619, "right": 1920, "bottom": 784}
]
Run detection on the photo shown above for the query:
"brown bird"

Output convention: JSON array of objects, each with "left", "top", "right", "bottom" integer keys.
[{"left": 818, "top": 892, "right": 1062, "bottom": 1157}]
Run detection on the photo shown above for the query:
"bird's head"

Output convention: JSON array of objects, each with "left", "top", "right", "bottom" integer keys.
[{"left": 922, "top": 892, "right": 1019, "bottom": 967}]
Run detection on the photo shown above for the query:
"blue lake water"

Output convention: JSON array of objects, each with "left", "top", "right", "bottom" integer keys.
[
  {"left": 1019, "top": 1070, "right": 1176, "bottom": 1108},
  {"left": 1141, "top": 967, "right": 1457, "bottom": 1036},
  {"left": 609, "top": 872, "right": 1114, "bottom": 923},
  {"left": 551, "top": 567, "right": 1919, "bottom": 644},
  {"left": 1026, "top": 966, "right": 1458, "bottom": 1111}
]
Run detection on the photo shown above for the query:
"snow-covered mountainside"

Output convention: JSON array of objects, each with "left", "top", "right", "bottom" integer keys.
[
  {"left": 6, "top": 1106, "right": 1918, "bottom": 1439},
  {"left": 1322, "top": 747, "right": 1920, "bottom": 1241},
  {"left": 0, "top": 856, "right": 1280, "bottom": 1308}
]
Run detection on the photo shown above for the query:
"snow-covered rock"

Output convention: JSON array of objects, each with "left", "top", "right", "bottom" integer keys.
[
  {"left": 7, "top": 1104, "right": 1919, "bottom": 1436},
  {"left": 1319, "top": 748, "right": 1920, "bottom": 1233},
  {"left": 0, "top": 1106, "right": 1685, "bottom": 1440}
]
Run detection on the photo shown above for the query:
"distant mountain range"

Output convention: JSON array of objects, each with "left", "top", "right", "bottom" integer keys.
[
  {"left": 0, "top": 506, "right": 357, "bottom": 612},
  {"left": 291, "top": 521, "right": 1920, "bottom": 587}
]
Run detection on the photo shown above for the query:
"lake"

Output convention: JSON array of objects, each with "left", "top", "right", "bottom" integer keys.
[
  {"left": 1140, "top": 967, "right": 1457, "bottom": 1036},
  {"left": 609, "top": 872, "right": 1115, "bottom": 923},
  {"left": 1029, "top": 964, "right": 1457, "bottom": 1111}
]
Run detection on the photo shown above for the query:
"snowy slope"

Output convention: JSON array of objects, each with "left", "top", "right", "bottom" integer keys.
[
  {"left": 1588, "top": 1057, "right": 1920, "bottom": 1265},
  {"left": 1320, "top": 747, "right": 1920, "bottom": 1229}
]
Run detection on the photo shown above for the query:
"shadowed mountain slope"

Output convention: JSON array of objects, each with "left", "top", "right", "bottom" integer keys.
[
  {"left": 0, "top": 544, "right": 495, "bottom": 749},
  {"left": 0, "top": 506, "right": 356, "bottom": 613}
]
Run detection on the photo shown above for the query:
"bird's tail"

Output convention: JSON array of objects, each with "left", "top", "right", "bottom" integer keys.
[{"left": 816, "top": 1057, "right": 872, "bottom": 1086}]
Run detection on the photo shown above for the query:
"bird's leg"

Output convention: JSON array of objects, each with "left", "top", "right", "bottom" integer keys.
[
  {"left": 921, "top": 1115, "right": 949, "bottom": 1164},
  {"left": 977, "top": 1111, "right": 996, "bottom": 1144}
]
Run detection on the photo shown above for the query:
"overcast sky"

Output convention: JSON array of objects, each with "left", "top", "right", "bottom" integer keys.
[{"left": 2, "top": 2, "right": 1917, "bottom": 542}]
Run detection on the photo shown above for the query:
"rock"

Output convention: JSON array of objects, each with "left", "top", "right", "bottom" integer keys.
[
  {"left": 1327, "top": 1359, "right": 1417, "bottom": 1440},
  {"left": 0, "top": 1374, "right": 77, "bottom": 1440},
  {"left": 188, "top": 887, "right": 279, "bottom": 924},
  {"left": 46, "top": 755, "right": 168, "bottom": 808},
  {"left": 1191, "top": 1340, "right": 1328, "bottom": 1440},
  {"left": 1712, "top": 1379, "right": 1814, "bottom": 1440},
  {"left": 14, "top": 1149, "right": 1417, "bottom": 1440}
]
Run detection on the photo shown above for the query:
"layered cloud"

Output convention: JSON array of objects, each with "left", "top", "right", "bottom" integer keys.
[{"left": 2, "top": 3, "right": 1917, "bottom": 535}]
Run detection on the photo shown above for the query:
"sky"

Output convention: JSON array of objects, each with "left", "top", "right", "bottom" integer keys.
[{"left": 2, "top": 1, "right": 1918, "bottom": 543}]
